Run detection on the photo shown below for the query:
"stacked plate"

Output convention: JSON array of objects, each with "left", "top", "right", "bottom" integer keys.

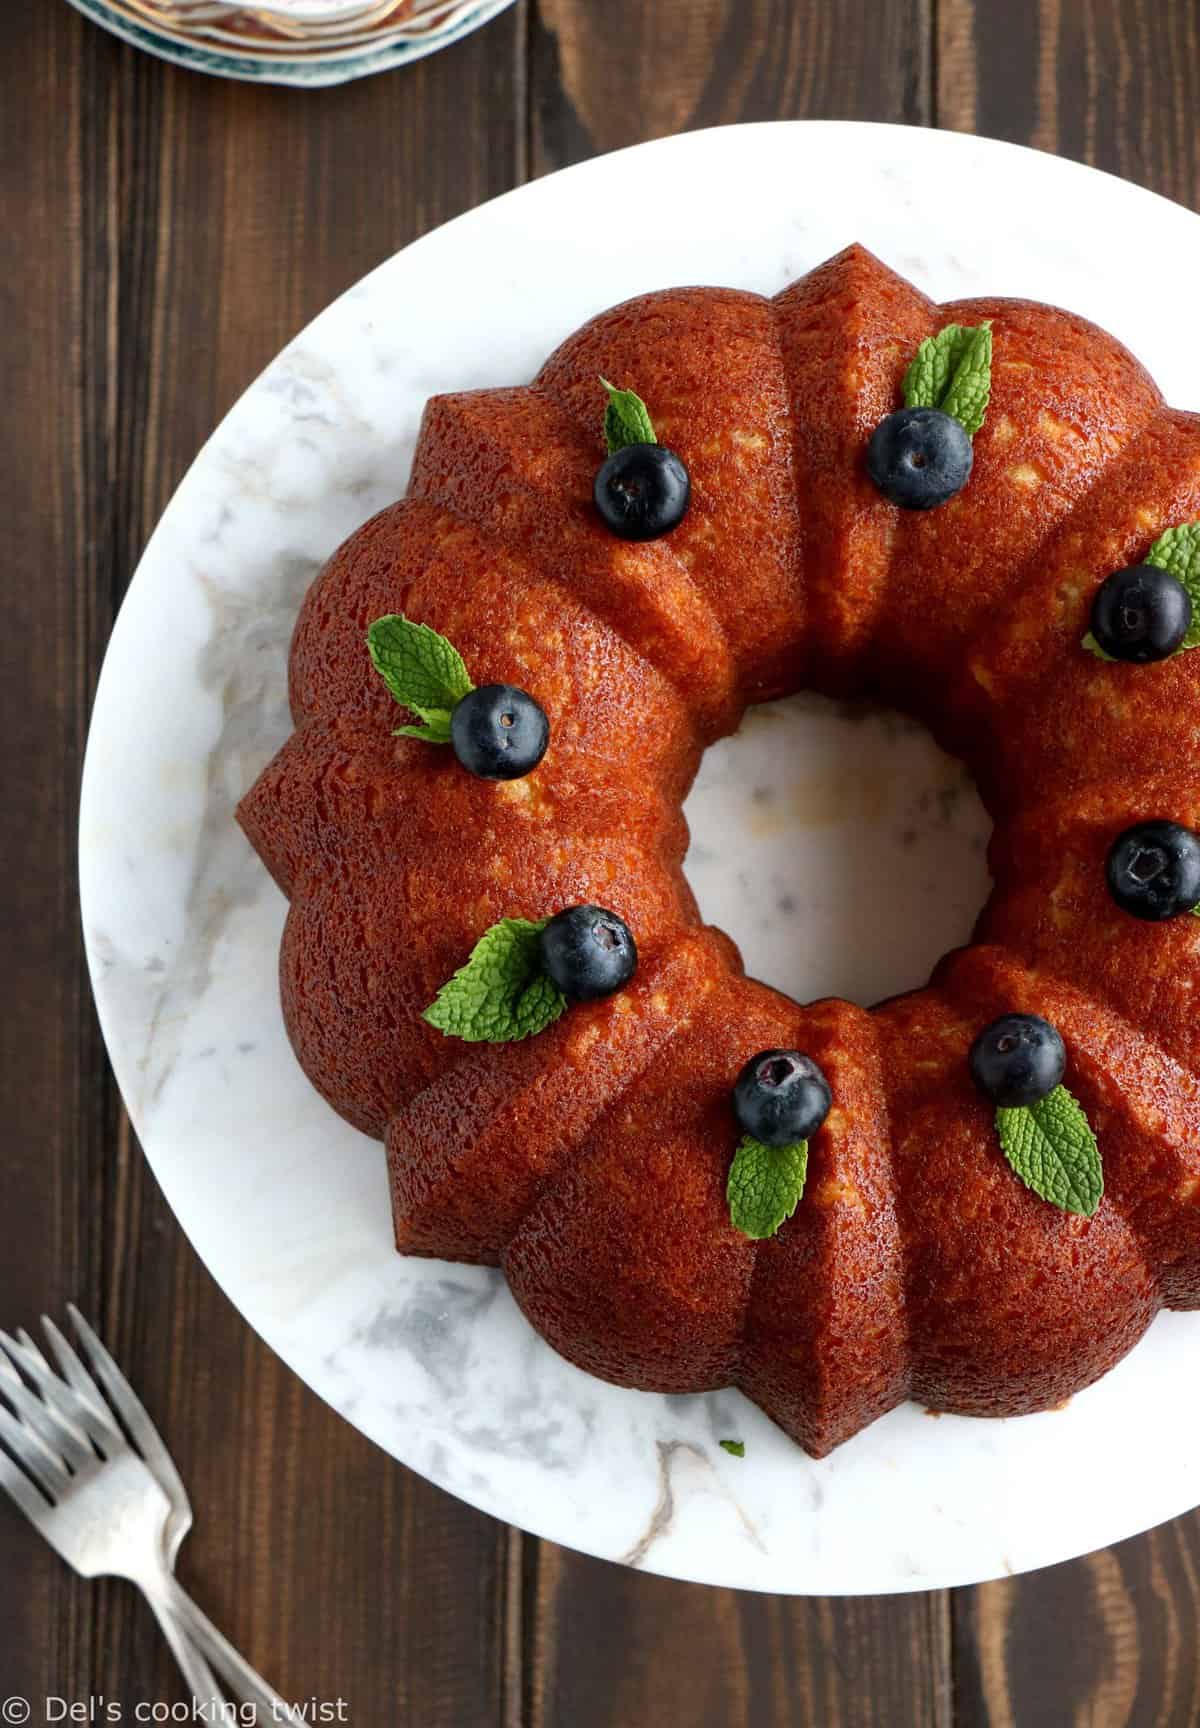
[{"left": 66, "top": 0, "right": 517, "bottom": 85}]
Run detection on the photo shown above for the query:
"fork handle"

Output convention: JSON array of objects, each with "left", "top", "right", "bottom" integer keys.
[
  {"left": 156, "top": 1574, "right": 301, "bottom": 1723},
  {"left": 142, "top": 1586, "right": 223, "bottom": 1707}
]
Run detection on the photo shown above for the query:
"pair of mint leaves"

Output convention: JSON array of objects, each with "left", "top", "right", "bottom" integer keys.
[
  {"left": 902, "top": 322, "right": 993, "bottom": 437},
  {"left": 368, "top": 614, "right": 474, "bottom": 744},
  {"left": 726, "top": 1078, "right": 1102, "bottom": 1245},
  {"left": 424, "top": 917, "right": 567, "bottom": 1044},
  {"left": 1083, "top": 522, "right": 1200, "bottom": 662}
]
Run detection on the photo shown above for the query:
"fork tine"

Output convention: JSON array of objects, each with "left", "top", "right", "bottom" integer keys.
[
  {"left": 0, "top": 1352, "right": 85, "bottom": 1465},
  {"left": 0, "top": 1401, "right": 66, "bottom": 1500},
  {"left": 34, "top": 1322, "right": 122, "bottom": 1451},
  {"left": 1, "top": 1330, "right": 122, "bottom": 1452},
  {"left": 0, "top": 1358, "right": 94, "bottom": 1475},
  {"left": 0, "top": 1444, "right": 53, "bottom": 1522},
  {"left": 65, "top": 1307, "right": 187, "bottom": 1507},
  {"left": 21, "top": 1324, "right": 106, "bottom": 1412},
  {"left": 0, "top": 1336, "right": 99, "bottom": 1473},
  {"left": 0, "top": 1353, "right": 74, "bottom": 1480},
  {"left": 14, "top": 1328, "right": 46, "bottom": 1365}
]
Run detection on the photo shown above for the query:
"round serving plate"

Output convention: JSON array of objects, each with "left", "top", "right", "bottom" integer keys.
[
  {"left": 65, "top": 0, "right": 516, "bottom": 84},
  {"left": 80, "top": 122, "right": 1200, "bottom": 1594}
]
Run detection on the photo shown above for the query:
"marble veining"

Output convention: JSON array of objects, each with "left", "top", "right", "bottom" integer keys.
[
  {"left": 79, "top": 124, "right": 1200, "bottom": 1593},
  {"left": 685, "top": 693, "right": 990, "bottom": 1009}
]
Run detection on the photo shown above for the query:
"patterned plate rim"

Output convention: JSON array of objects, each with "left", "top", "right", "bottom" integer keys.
[{"left": 65, "top": 0, "right": 516, "bottom": 83}]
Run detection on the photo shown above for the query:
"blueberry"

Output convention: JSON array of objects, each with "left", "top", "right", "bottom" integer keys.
[
  {"left": 451, "top": 685, "right": 549, "bottom": 781},
  {"left": 1106, "top": 819, "right": 1200, "bottom": 921},
  {"left": 539, "top": 905, "right": 637, "bottom": 1001},
  {"left": 867, "top": 407, "right": 973, "bottom": 509},
  {"left": 969, "top": 1014, "right": 1066, "bottom": 1109},
  {"left": 1089, "top": 564, "right": 1192, "bottom": 662},
  {"left": 594, "top": 443, "right": 691, "bottom": 541},
  {"left": 732, "top": 1049, "right": 832, "bottom": 1148}
]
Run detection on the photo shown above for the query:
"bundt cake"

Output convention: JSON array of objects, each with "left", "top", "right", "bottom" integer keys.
[{"left": 238, "top": 243, "right": 1200, "bottom": 1458}]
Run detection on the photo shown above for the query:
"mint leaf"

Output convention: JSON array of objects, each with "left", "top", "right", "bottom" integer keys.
[
  {"left": 1081, "top": 629, "right": 1116, "bottom": 663},
  {"left": 424, "top": 917, "right": 567, "bottom": 1043},
  {"left": 727, "top": 1135, "right": 809, "bottom": 1240},
  {"left": 395, "top": 704, "right": 453, "bottom": 744},
  {"left": 903, "top": 325, "right": 975, "bottom": 409},
  {"left": 902, "top": 323, "right": 993, "bottom": 437},
  {"left": 995, "top": 1084, "right": 1103, "bottom": 1217},
  {"left": 368, "top": 615, "right": 474, "bottom": 741},
  {"left": 601, "top": 378, "right": 657, "bottom": 454},
  {"left": 1146, "top": 522, "right": 1200, "bottom": 652},
  {"left": 719, "top": 1439, "right": 745, "bottom": 1458},
  {"left": 939, "top": 325, "right": 993, "bottom": 437}
]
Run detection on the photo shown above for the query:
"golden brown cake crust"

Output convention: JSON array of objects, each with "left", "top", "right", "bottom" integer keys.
[{"left": 238, "top": 243, "right": 1200, "bottom": 1456}]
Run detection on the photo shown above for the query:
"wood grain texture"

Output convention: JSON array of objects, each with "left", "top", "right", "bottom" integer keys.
[
  {"left": 954, "top": 1528, "right": 1200, "bottom": 1728},
  {"left": 532, "top": 0, "right": 931, "bottom": 170},
  {"left": 938, "top": 0, "right": 1200, "bottom": 207},
  {"left": 4, "top": 0, "right": 1200, "bottom": 1723},
  {"left": 528, "top": 1543, "right": 952, "bottom": 1728}
]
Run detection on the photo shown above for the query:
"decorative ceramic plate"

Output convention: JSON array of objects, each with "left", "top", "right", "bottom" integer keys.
[
  {"left": 65, "top": 0, "right": 516, "bottom": 85},
  {"left": 80, "top": 123, "right": 1200, "bottom": 1594}
]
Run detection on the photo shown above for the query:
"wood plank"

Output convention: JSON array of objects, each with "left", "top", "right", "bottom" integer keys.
[
  {"left": 0, "top": 2, "right": 527, "bottom": 1715},
  {"left": 938, "top": 0, "right": 1200, "bottom": 208},
  {"left": 530, "top": 1543, "right": 951, "bottom": 1728},
  {"left": 953, "top": 1528, "right": 1200, "bottom": 1727},
  {"left": 525, "top": 6, "right": 951, "bottom": 1725},
  {"left": 0, "top": 1, "right": 105, "bottom": 1707},
  {"left": 938, "top": 4, "right": 1200, "bottom": 1724},
  {"left": 532, "top": 0, "right": 932, "bottom": 171}
]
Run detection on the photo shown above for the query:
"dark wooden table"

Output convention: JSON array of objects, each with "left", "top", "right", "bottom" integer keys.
[{"left": 3, "top": 2, "right": 1200, "bottom": 1722}]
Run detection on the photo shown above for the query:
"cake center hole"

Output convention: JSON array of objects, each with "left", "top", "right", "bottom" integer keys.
[{"left": 682, "top": 693, "right": 993, "bottom": 1007}]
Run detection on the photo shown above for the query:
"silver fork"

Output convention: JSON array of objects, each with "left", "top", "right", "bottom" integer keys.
[
  {"left": 7, "top": 1312, "right": 220, "bottom": 1701},
  {"left": 21, "top": 1310, "right": 194, "bottom": 1566},
  {"left": 0, "top": 1315, "right": 301, "bottom": 1721}
]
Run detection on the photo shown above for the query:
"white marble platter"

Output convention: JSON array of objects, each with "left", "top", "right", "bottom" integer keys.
[{"left": 80, "top": 123, "right": 1200, "bottom": 1594}]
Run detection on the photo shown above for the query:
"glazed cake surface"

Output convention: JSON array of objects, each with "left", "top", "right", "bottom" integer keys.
[{"left": 238, "top": 244, "right": 1200, "bottom": 1458}]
